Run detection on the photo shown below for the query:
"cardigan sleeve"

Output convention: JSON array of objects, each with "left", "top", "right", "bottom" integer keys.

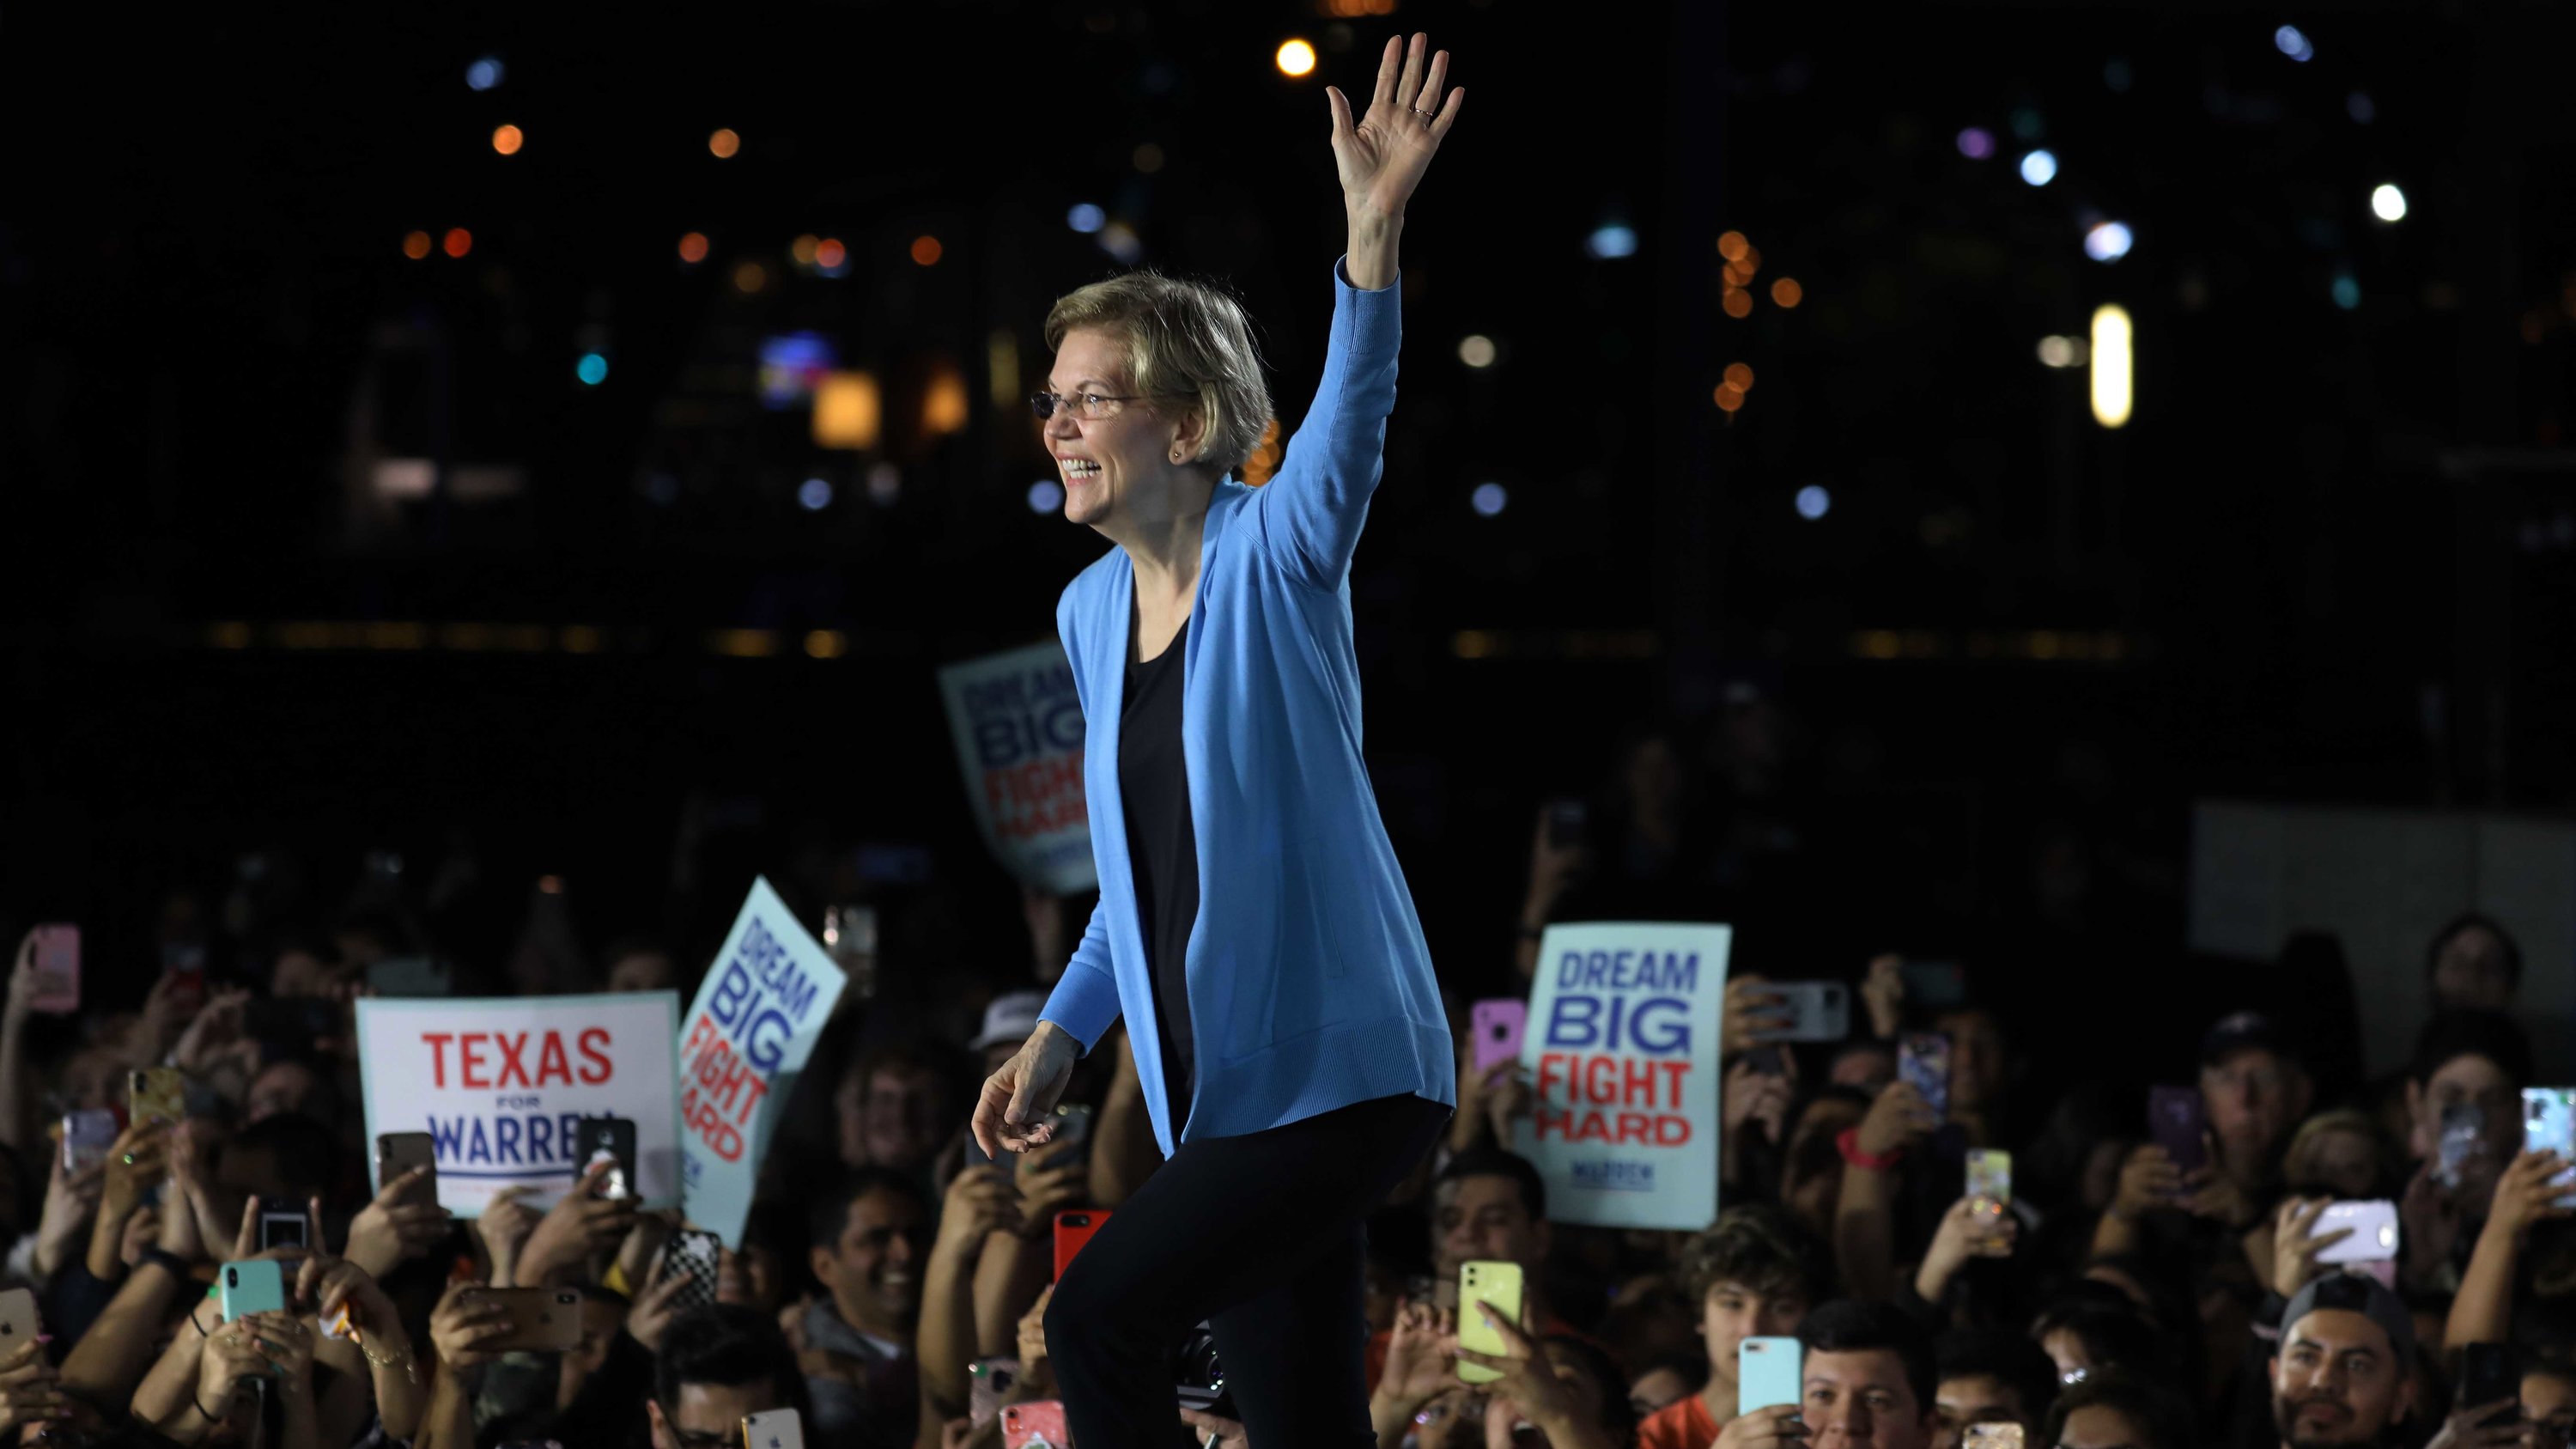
[
  {"left": 1038, "top": 895, "right": 1121, "bottom": 1054},
  {"left": 1249, "top": 255, "right": 1402, "bottom": 589}
]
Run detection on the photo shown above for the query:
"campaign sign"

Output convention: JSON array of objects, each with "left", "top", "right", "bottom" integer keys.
[
  {"left": 355, "top": 992, "right": 682, "bottom": 1216},
  {"left": 938, "top": 640, "right": 1097, "bottom": 894},
  {"left": 677, "top": 877, "right": 847, "bottom": 1246},
  {"left": 1510, "top": 922, "right": 1730, "bottom": 1231}
]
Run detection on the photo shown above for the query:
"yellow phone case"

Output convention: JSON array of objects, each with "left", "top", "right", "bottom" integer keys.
[{"left": 1455, "top": 1259, "right": 1525, "bottom": 1385}]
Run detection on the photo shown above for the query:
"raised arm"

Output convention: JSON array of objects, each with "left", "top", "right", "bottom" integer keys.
[{"left": 1258, "top": 33, "right": 1464, "bottom": 588}]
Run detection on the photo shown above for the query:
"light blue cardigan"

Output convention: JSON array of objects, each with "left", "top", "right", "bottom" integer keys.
[{"left": 1037, "top": 258, "right": 1457, "bottom": 1157}]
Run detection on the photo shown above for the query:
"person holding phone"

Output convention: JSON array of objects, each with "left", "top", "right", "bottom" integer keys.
[{"left": 970, "top": 30, "right": 1465, "bottom": 1449}]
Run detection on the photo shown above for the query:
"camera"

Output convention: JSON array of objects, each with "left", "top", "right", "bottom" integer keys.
[{"left": 1172, "top": 1321, "right": 1236, "bottom": 1422}]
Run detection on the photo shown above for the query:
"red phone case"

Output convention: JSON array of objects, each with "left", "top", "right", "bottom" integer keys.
[
  {"left": 1002, "top": 1401, "right": 1068, "bottom": 1449},
  {"left": 1052, "top": 1210, "right": 1109, "bottom": 1282}
]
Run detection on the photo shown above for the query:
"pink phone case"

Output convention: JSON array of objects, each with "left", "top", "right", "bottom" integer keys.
[
  {"left": 29, "top": 927, "right": 78, "bottom": 1014},
  {"left": 1470, "top": 999, "right": 1528, "bottom": 1075}
]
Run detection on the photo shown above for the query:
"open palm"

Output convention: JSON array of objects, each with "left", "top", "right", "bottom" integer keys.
[{"left": 1327, "top": 32, "right": 1464, "bottom": 219}]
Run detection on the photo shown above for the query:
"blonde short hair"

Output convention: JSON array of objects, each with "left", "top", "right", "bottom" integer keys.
[{"left": 1043, "top": 271, "right": 1273, "bottom": 478}]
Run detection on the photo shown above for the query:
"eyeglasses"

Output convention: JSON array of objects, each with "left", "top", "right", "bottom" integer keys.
[{"left": 1029, "top": 390, "right": 1189, "bottom": 422}]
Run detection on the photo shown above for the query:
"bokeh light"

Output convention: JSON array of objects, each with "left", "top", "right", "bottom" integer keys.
[
  {"left": 1067, "top": 204, "right": 1106, "bottom": 234},
  {"left": 2332, "top": 271, "right": 2361, "bottom": 310},
  {"left": 441, "top": 228, "right": 472, "bottom": 259},
  {"left": 2020, "top": 149, "right": 2057, "bottom": 186},
  {"left": 1132, "top": 143, "right": 1165, "bottom": 173},
  {"left": 1471, "top": 483, "right": 1508, "bottom": 517},
  {"left": 1458, "top": 335, "right": 1497, "bottom": 368},
  {"left": 491, "top": 125, "right": 523, "bottom": 156},
  {"left": 2347, "top": 92, "right": 2376, "bottom": 125},
  {"left": 2084, "top": 221, "right": 2134, "bottom": 262},
  {"left": 1276, "top": 40, "right": 1316, "bottom": 76},
  {"left": 1717, "top": 231, "right": 1749, "bottom": 261},
  {"left": 1796, "top": 485, "right": 1831, "bottom": 520},
  {"left": 1714, "top": 382, "right": 1745, "bottom": 412},
  {"left": 1724, "top": 362, "right": 1756, "bottom": 391},
  {"left": 791, "top": 235, "right": 819, "bottom": 267},
  {"left": 678, "top": 232, "right": 709, "bottom": 265},
  {"left": 1770, "top": 277, "right": 1803, "bottom": 307},
  {"left": 814, "top": 239, "right": 848, "bottom": 271},
  {"left": 1028, "top": 480, "right": 1065, "bottom": 513},
  {"left": 911, "top": 235, "right": 944, "bottom": 266},
  {"left": 402, "top": 231, "right": 432, "bottom": 260},
  {"left": 2370, "top": 183, "right": 2408, "bottom": 222},
  {"left": 708, "top": 128, "right": 741, "bottom": 159},
  {"left": 1585, "top": 225, "right": 1638, "bottom": 259},
  {"left": 2275, "top": 25, "right": 2313, "bottom": 62},
  {"left": 1722, "top": 288, "right": 1753, "bottom": 319},
  {"left": 2090, "top": 304, "right": 2132, "bottom": 429},
  {"left": 575, "top": 353, "right": 609, "bottom": 386},
  {"left": 797, "top": 478, "right": 833, "bottom": 511},
  {"left": 734, "top": 261, "right": 768, "bottom": 294},
  {"left": 1957, "top": 128, "right": 1996, "bottom": 160},
  {"left": 465, "top": 57, "right": 503, "bottom": 91}
]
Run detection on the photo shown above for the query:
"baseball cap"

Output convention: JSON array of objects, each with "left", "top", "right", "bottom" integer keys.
[
  {"left": 2201, "top": 1010, "right": 2298, "bottom": 1069},
  {"left": 2281, "top": 1272, "right": 2415, "bottom": 1372},
  {"left": 970, "top": 989, "right": 1049, "bottom": 1052}
]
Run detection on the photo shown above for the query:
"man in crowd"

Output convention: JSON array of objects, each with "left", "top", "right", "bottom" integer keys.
[
  {"left": 647, "top": 1305, "right": 811, "bottom": 1449},
  {"left": 1720, "top": 1300, "right": 1941, "bottom": 1449},
  {"left": 835, "top": 1041, "right": 955, "bottom": 1182},
  {"left": 2201, "top": 1011, "right": 2314, "bottom": 1217},
  {"left": 2265, "top": 1274, "right": 2419, "bottom": 1449},
  {"left": 1638, "top": 1205, "right": 1833, "bottom": 1449},
  {"left": 799, "top": 1166, "right": 929, "bottom": 1448},
  {"left": 1929, "top": 1330, "right": 2057, "bottom": 1449}
]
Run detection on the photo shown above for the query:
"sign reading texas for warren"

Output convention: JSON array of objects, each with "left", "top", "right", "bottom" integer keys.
[
  {"left": 355, "top": 992, "right": 683, "bottom": 1216},
  {"left": 1510, "top": 922, "right": 1729, "bottom": 1231}
]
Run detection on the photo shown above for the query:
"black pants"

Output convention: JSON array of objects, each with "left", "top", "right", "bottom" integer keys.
[{"left": 1046, "top": 1091, "right": 1451, "bottom": 1449}]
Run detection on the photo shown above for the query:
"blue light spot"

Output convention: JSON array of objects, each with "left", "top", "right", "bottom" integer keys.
[
  {"left": 2084, "top": 222, "right": 2134, "bottom": 263},
  {"left": 1796, "top": 485, "right": 1831, "bottom": 521},
  {"left": 1028, "top": 480, "right": 1064, "bottom": 513},
  {"left": 2331, "top": 272, "right": 2360, "bottom": 310},
  {"left": 798, "top": 478, "right": 833, "bottom": 511},
  {"left": 2275, "top": 25, "right": 2312, "bottom": 62},
  {"left": 2020, "top": 149, "right": 2057, "bottom": 186},
  {"left": 1470, "top": 483, "right": 1507, "bottom": 517},
  {"left": 1066, "top": 203, "right": 1105, "bottom": 234},
  {"left": 1585, "top": 224, "right": 1638, "bottom": 259},
  {"left": 575, "top": 352, "right": 608, "bottom": 385},
  {"left": 466, "top": 57, "right": 504, "bottom": 91}
]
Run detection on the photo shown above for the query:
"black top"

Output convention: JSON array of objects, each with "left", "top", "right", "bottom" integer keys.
[{"left": 1121, "top": 612, "right": 1200, "bottom": 1133}]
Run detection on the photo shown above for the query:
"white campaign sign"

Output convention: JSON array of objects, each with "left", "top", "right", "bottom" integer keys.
[
  {"left": 1510, "top": 922, "right": 1730, "bottom": 1231},
  {"left": 938, "top": 639, "right": 1097, "bottom": 893},
  {"left": 355, "top": 992, "right": 683, "bottom": 1216}
]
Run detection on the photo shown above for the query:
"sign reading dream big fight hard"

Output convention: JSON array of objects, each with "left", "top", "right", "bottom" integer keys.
[
  {"left": 677, "top": 877, "right": 846, "bottom": 1246},
  {"left": 938, "top": 640, "right": 1097, "bottom": 894},
  {"left": 355, "top": 992, "right": 682, "bottom": 1216},
  {"left": 1510, "top": 922, "right": 1729, "bottom": 1231}
]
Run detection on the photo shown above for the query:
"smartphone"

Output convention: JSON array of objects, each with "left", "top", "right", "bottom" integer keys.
[
  {"left": 660, "top": 1229, "right": 722, "bottom": 1315},
  {"left": 2148, "top": 1086, "right": 2209, "bottom": 1178},
  {"left": 1899, "top": 1032, "right": 1952, "bottom": 1120},
  {"left": 455, "top": 1288, "right": 584, "bottom": 1352},
  {"left": 963, "top": 1130, "right": 995, "bottom": 1171},
  {"left": 2438, "top": 1103, "right": 2486, "bottom": 1190},
  {"left": 63, "top": 1110, "right": 118, "bottom": 1173},
  {"left": 1048, "top": 1104, "right": 1094, "bottom": 1161},
  {"left": 0, "top": 1288, "right": 39, "bottom": 1349},
  {"left": 28, "top": 926, "right": 78, "bottom": 1014},
  {"left": 1744, "top": 1045, "right": 1787, "bottom": 1077},
  {"left": 1469, "top": 999, "right": 1528, "bottom": 1075},
  {"left": 741, "top": 1409, "right": 804, "bottom": 1449},
  {"left": 968, "top": 1357, "right": 1021, "bottom": 1428},
  {"left": 375, "top": 1132, "right": 438, "bottom": 1205},
  {"left": 258, "top": 1211, "right": 309, "bottom": 1253},
  {"left": 366, "top": 956, "right": 455, "bottom": 998},
  {"left": 221, "top": 1260, "right": 287, "bottom": 1322},
  {"left": 577, "top": 1117, "right": 637, "bottom": 1201},
  {"left": 2460, "top": 1342, "right": 2519, "bottom": 1428},
  {"left": 1739, "top": 1335, "right": 1802, "bottom": 1413},
  {"left": 1964, "top": 1426, "right": 2026, "bottom": 1449},
  {"left": 1053, "top": 1210, "right": 1108, "bottom": 1282},
  {"left": 1000, "top": 1401, "right": 1067, "bottom": 1449},
  {"left": 1966, "top": 1149, "right": 2012, "bottom": 1206},
  {"left": 1546, "top": 798, "right": 1588, "bottom": 850},
  {"left": 1752, "top": 982, "right": 1850, "bottom": 1043},
  {"left": 1900, "top": 959, "right": 1967, "bottom": 1010},
  {"left": 2523, "top": 1088, "right": 2576, "bottom": 1186},
  {"left": 1455, "top": 1259, "right": 1525, "bottom": 1385},
  {"left": 2314, "top": 1200, "right": 2400, "bottom": 1263},
  {"left": 130, "top": 1068, "right": 183, "bottom": 1128}
]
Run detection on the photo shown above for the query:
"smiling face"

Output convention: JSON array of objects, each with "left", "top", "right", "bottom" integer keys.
[
  {"left": 1044, "top": 326, "right": 1206, "bottom": 534},
  {"left": 2269, "top": 1308, "right": 2410, "bottom": 1449},
  {"left": 811, "top": 1186, "right": 927, "bottom": 1338}
]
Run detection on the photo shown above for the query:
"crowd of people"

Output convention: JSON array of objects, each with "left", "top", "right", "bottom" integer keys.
[{"left": 0, "top": 813, "right": 2565, "bottom": 1449}]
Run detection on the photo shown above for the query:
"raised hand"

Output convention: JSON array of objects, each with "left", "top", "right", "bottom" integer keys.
[{"left": 1325, "top": 32, "right": 1464, "bottom": 222}]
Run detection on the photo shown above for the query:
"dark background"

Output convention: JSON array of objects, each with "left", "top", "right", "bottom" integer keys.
[{"left": 6, "top": 2, "right": 2573, "bottom": 1087}]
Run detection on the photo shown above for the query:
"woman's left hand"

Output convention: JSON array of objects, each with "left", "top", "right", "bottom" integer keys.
[{"left": 1326, "top": 32, "right": 1464, "bottom": 221}]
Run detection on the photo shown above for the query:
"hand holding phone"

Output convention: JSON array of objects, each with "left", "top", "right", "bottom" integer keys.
[
  {"left": 2312, "top": 1201, "right": 2400, "bottom": 1264},
  {"left": 741, "top": 1409, "right": 805, "bottom": 1449},
  {"left": 577, "top": 1117, "right": 637, "bottom": 1202},
  {"left": 2148, "top": 1086, "right": 2209, "bottom": 1178},
  {"left": 659, "top": 1229, "right": 722, "bottom": 1315},
  {"left": 375, "top": 1132, "right": 439, "bottom": 1207},
  {"left": 1455, "top": 1260, "right": 1525, "bottom": 1385},
  {"left": 1000, "top": 1401, "right": 1067, "bottom": 1449},
  {"left": 1739, "top": 1336, "right": 1802, "bottom": 1414},
  {"left": 1899, "top": 1033, "right": 1952, "bottom": 1121},
  {"left": 1470, "top": 999, "right": 1528, "bottom": 1075}
]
